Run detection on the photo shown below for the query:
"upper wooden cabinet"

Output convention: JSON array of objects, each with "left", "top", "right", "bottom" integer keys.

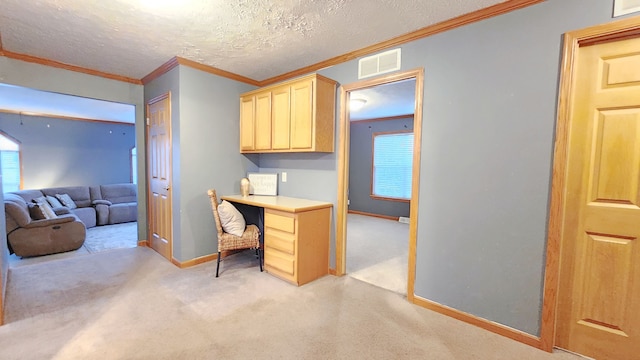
[{"left": 239, "top": 74, "right": 337, "bottom": 153}]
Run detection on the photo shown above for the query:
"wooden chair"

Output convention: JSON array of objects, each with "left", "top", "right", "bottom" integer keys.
[{"left": 207, "top": 189, "right": 262, "bottom": 277}]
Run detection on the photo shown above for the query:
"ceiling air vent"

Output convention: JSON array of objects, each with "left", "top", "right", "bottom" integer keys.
[{"left": 358, "top": 48, "right": 401, "bottom": 79}]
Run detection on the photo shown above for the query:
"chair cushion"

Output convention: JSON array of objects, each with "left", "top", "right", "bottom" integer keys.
[{"left": 217, "top": 200, "right": 246, "bottom": 237}]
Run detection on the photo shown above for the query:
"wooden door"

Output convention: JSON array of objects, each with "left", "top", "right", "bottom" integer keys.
[
  {"left": 272, "top": 85, "right": 291, "bottom": 150},
  {"left": 556, "top": 36, "right": 640, "bottom": 360},
  {"left": 254, "top": 92, "right": 272, "bottom": 150},
  {"left": 290, "top": 79, "right": 314, "bottom": 150},
  {"left": 239, "top": 96, "right": 255, "bottom": 151},
  {"left": 147, "top": 93, "right": 173, "bottom": 261}
]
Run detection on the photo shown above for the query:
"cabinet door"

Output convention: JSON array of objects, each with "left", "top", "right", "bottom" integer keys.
[
  {"left": 290, "top": 79, "right": 314, "bottom": 150},
  {"left": 272, "top": 85, "right": 291, "bottom": 150},
  {"left": 239, "top": 96, "right": 255, "bottom": 151},
  {"left": 254, "top": 92, "right": 272, "bottom": 150}
]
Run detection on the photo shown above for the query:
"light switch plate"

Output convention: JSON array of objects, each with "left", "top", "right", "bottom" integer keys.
[{"left": 282, "top": 172, "right": 287, "bottom": 182}]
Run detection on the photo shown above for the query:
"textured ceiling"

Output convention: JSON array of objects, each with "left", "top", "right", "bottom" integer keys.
[{"left": 0, "top": 0, "right": 506, "bottom": 82}]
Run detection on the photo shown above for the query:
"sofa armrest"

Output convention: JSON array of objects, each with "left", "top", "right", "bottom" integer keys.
[
  {"left": 22, "top": 215, "right": 76, "bottom": 229},
  {"left": 94, "top": 203, "right": 109, "bottom": 226},
  {"left": 93, "top": 199, "right": 112, "bottom": 206},
  {"left": 53, "top": 207, "right": 71, "bottom": 215}
]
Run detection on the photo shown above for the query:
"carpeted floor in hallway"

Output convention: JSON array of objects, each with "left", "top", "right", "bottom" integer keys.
[{"left": 0, "top": 246, "right": 584, "bottom": 360}]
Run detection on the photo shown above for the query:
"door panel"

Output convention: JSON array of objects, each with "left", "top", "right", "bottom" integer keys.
[
  {"left": 147, "top": 94, "right": 172, "bottom": 261},
  {"left": 240, "top": 96, "right": 255, "bottom": 151},
  {"left": 272, "top": 85, "right": 291, "bottom": 150},
  {"left": 556, "top": 37, "right": 640, "bottom": 360},
  {"left": 255, "top": 92, "right": 272, "bottom": 150},
  {"left": 590, "top": 109, "right": 640, "bottom": 205},
  {"left": 290, "top": 80, "right": 313, "bottom": 149}
]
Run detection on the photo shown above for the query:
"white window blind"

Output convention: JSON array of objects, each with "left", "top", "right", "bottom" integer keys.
[
  {"left": 1, "top": 151, "right": 20, "bottom": 192},
  {"left": 0, "top": 133, "right": 20, "bottom": 192},
  {"left": 131, "top": 147, "right": 137, "bottom": 184},
  {"left": 372, "top": 132, "right": 413, "bottom": 200}
]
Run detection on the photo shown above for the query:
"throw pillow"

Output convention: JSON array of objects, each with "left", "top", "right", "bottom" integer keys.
[
  {"left": 29, "top": 202, "right": 57, "bottom": 220},
  {"left": 28, "top": 203, "right": 46, "bottom": 220},
  {"left": 55, "top": 193, "right": 77, "bottom": 209},
  {"left": 217, "top": 200, "right": 246, "bottom": 237},
  {"left": 46, "top": 195, "right": 64, "bottom": 208},
  {"left": 33, "top": 196, "right": 48, "bottom": 206}
]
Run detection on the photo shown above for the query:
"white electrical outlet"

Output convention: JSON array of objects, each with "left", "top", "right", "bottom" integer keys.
[{"left": 282, "top": 172, "right": 287, "bottom": 182}]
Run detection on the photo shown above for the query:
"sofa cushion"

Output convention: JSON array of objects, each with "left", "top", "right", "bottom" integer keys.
[
  {"left": 100, "top": 184, "right": 137, "bottom": 204},
  {"left": 42, "top": 186, "right": 92, "bottom": 208},
  {"left": 55, "top": 193, "right": 78, "bottom": 209},
  {"left": 46, "top": 195, "right": 64, "bottom": 208},
  {"left": 107, "top": 203, "right": 137, "bottom": 224},
  {"left": 72, "top": 207, "right": 97, "bottom": 228}
]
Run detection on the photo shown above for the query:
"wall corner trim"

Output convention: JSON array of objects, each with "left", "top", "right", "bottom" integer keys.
[
  {"left": 412, "top": 295, "right": 544, "bottom": 351},
  {"left": 0, "top": 50, "right": 142, "bottom": 85},
  {"left": 171, "top": 253, "right": 218, "bottom": 269},
  {"left": 141, "top": 56, "right": 261, "bottom": 86},
  {"left": 141, "top": 56, "right": 180, "bottom": 85}
]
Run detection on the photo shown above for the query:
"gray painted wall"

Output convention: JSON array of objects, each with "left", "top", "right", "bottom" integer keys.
[
  {"left": 0, "top": 57, "right": 147, "bottom": 241},
  {"left": 177, "top": 66, "right": 257, "bottom": 261},
  {"left": 349, "top": 117, "right": 413, "bottom": 218},
  {"left": 0, "top": 113, "right": 135, "bottom": 188},
  {"left": 256, "top": 0, "right": 621, "bottom": 336},
  {"left": 144, "top": 65, "right": 258, "bottom": 262}
]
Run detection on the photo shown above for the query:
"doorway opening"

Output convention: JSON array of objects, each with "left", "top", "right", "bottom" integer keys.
[
  {"left": 0, "top": 84, "right": 139, "bottom": 267},
  {"left": 336, "top": 68, "right": 424, "bottom": 300}
]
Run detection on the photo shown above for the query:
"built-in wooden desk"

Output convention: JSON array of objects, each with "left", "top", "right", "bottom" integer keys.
[{"left": 221, "top": 195, "right": 332, "bottom": 286}]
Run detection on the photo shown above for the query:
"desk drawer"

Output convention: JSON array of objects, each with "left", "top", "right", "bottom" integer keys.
[
  {"left": 264, "top": 231, "right": 295, "bottom": 255},
  {"left": 265, "top": 211, "right": 295, "bottom": 233},
  {"left": 265, "top": 248, "right": 295, "bottom": 276}
]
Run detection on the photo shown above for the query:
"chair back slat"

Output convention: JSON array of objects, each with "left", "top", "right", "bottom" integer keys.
[{"left": 207, "top": 189, "right": 224, "bottom": 237}]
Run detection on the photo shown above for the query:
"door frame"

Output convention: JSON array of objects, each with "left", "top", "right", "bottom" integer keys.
[
  {"left": 336, "top": 68, "right": 424, "bottom": 301},
  {"left": 145, "top": 91, "right": 173, "bottom": 261},
  {"left": 540, "top": 15, "right": 640, "bottom": 352}
]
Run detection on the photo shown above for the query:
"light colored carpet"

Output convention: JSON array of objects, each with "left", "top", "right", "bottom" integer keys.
[
  {"left": 8, "top": 222, "right": 138, "bottom": 268},
  {"left": 347, "top": 214, "right": 408, "bottom": 294},
  {"left": 83, "top": 222, "right": 138, "bottom": 253},
  {"left": 0, "top": 246, "right": 583, "bottom": 360}
]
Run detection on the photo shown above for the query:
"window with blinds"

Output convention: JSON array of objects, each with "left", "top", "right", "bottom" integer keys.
[
  {"left": 131, "top": 147, "right": 137, "bottom": 184},
  {"left": 372, "top": 131, "right": 413, "bottom": 201},
  {"left": 0, "top": 132, "right": 21, "bottom": 192}
]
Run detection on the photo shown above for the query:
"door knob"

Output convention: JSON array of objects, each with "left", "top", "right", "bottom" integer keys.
[{"left": 164, "top": 186, "right": 170, "bottom": 191}]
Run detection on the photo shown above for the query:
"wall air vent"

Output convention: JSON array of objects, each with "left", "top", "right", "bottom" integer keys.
[{"left": 358, "top": 48, "right": 401, "bottom": 79}]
